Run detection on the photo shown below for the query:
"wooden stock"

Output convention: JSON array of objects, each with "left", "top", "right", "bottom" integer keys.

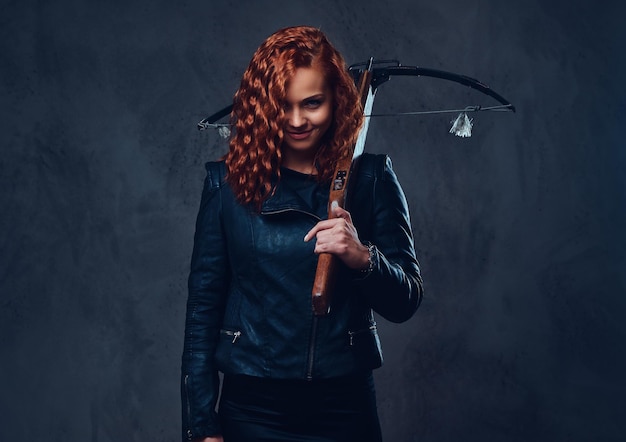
[{"left": 312, "top": 64, "right": 374, "bottom": 315}]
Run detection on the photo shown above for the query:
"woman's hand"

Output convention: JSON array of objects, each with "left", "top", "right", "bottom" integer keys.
[{"left": 304, "top": 201, "right": 370, "bottom": 270}]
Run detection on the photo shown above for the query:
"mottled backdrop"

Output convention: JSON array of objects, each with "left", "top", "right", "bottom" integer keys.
[{"left": 1, "top": 0, "right": 625, "bottom": 441}]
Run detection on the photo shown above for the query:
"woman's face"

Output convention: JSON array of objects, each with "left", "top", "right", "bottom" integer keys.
[{"left": 282, "top": 67, "right": 333, "bottom": 165}]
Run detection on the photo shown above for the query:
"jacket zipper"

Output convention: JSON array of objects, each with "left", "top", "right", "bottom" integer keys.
[
  {"left": 348, "top": 324, "right": 377, "bottom": 346},
  {"left": 264, "top": 208, "right": 321, "bottom": 381},
  {"left": 306, "top": 316, "right": 319, "bottom": 381},
  {"left": 261, "top": 207, "right": 321, "bottom": 220},
  {"left": 184, "top": 375, "right": 192, "bottom": 440},
  {"left": 220, "top": 329, "right": 242, "bottom": 343}
]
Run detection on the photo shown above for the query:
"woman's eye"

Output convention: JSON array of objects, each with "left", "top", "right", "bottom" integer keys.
[{"left": 304, "top": 99, "right": 322, "bottom": 108}]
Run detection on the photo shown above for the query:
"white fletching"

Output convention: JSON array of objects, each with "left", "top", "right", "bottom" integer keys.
[{"left": 450, "top": 112, "right": 473, "bottom": 137}]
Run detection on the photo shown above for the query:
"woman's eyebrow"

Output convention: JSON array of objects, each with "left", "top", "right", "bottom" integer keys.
[{"left": 302, "top": 93, "right": 327, "bottom": 101}]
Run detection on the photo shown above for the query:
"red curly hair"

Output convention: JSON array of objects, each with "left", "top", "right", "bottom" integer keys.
[{"left": 224, "top": 26, "right": 363, "bottom": 209}]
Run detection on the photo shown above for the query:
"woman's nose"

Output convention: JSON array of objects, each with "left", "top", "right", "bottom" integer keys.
[{"left": 287, "top": 108, "right": 305, "bottom": 128}]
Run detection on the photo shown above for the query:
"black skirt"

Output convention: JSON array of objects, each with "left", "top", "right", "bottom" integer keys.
[{"left": 219, "top": 372, "right": 383, "bottom": 442}]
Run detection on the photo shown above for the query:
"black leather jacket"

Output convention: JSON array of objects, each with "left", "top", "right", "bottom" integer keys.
[{"left": 181, "top": 153, "right": 423, "bottom": 440}]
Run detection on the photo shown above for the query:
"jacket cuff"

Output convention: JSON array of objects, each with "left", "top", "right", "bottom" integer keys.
[{"left": 184, "top": 419, "right": 221, "bottom": 442}]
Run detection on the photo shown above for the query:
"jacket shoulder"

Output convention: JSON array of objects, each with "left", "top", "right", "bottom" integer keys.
[
  {"left": 204, "top": 160, "right": 227, "bottom": 190},
  {"left": 356, "top": 153, "right": 392, "bottom": 181}
]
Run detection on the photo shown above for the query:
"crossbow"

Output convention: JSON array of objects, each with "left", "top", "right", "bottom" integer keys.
[{"left": 197, "top": 59, "right": 515, "bottom": 138}]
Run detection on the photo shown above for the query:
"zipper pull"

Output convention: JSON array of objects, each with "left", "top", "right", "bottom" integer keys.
[
  {"left": 232, "top": 331, "right": 241, "bottom": 344},
  {"left": 348, "top": 331, "right": 354, "bottom": 346}
]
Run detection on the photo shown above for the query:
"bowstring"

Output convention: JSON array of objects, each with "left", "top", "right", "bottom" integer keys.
[
  {"left": 199, "top": 104, "right": 514, "bottom": 131},
  {"left": 366, "top": 104, "right": 514, "bottom": 117}
]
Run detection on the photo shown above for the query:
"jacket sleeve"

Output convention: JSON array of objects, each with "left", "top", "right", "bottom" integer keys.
[
  {"left": 354, "top": 155, "right": 423, "bottom": 323},
  {"left": 181, "top": 163, "right": 229, "bottom": 441}
]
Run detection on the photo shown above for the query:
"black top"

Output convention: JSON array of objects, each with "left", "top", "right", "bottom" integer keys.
[{"left": 280, "top": 167, "right": 330, "bottom": 219}]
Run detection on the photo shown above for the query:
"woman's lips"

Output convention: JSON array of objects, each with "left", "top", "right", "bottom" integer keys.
[{"left": 286, "top": 130, "right": 312, "bottom": 140}]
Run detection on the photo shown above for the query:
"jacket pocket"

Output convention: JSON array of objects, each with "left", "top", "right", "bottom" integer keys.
[
  {"left": 348, "top": 324, "right": 384, "bottom": 369},
  {"left": 220, "top": 328, "right": 242, "bottom": 344},
  {"left": 215, "top": 328, "right": 243, "bottom": 370}
]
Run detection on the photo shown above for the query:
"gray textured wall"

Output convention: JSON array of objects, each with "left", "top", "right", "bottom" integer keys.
[{"left": 1, "top": 0, "right": 625, "bottom": 441}]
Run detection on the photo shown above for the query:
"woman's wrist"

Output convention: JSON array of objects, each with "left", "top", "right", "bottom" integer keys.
[{"left": 359, "top": 242, "right": 377, "bottom": 276}]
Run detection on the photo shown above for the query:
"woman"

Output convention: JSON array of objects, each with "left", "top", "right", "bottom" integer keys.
[{"left": 181, "top": 26, "right": 423, "bottom": 442}]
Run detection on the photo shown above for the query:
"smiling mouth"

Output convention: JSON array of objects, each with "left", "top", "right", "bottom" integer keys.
[{"left": 286, "top": 130, "right": 312, "bottom": 140}]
